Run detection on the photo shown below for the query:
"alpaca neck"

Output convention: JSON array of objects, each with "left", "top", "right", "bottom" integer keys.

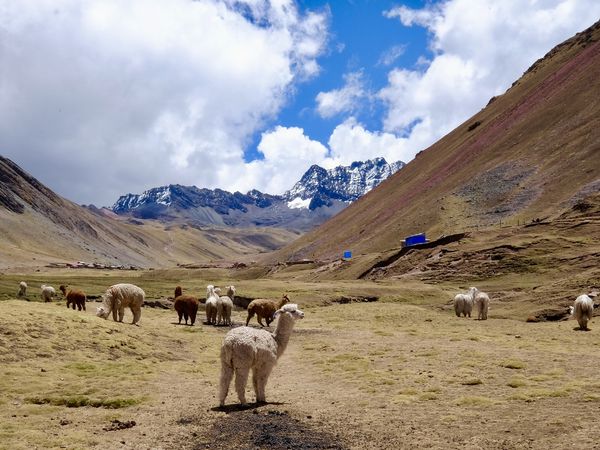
[{"left": 272, "top": 315, "right": 295, "bottom": 359}]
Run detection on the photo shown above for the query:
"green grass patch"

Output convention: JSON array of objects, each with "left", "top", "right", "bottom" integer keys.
[{"left": 26, "top": 395, "right": 141, "bottom": 408}]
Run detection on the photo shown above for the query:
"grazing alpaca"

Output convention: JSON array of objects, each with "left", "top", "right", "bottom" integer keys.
[
  {"left": 174, "top": 295, "right": 199, "bottom": 325},
  {"left": 215, "top": 286, "right": 235, "bottom": 326},
  {"left": 59, "top": 285, "right": 87, "bottom": 311},
  {"left": 219, "top": 303, "right": 304, "bottom": 406},
  {"left": 205, "top": 285, "right": 219, "bottom": 325},
  {"left": 40, "top": 285, "right": 56, "bottom": 303},
  {"left": 473, "top": 290, "right": 490, "bottom": 320},
  {"left": 17, "top": 281, "right": 27, "bottom": 298},
  {"left": 246, "top": 294, "right": 290, "bottom": 327},
  {"left": 96, "top": 283, "right": 145, "bottom": 325},
  {"left": 570, "top": 294, "right": 594, "bottom": 330},
  {"left": 453, "top": 287, "right": 477, "bottom": 318},
  {"left": 174, "top": 286, "right": 183, "bottom": 298}
]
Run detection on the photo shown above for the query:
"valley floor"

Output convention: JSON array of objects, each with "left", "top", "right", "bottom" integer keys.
[{"left": 1, "top": 292, "right": 599, "bottom": 450}]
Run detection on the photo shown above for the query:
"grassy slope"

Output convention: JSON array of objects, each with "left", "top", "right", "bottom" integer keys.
[
  {"left": 268, "top": 22, "right": 600, "bottom": 265},
  {"left": 0, "top": 206, "right": 298, "bottom": 270}
]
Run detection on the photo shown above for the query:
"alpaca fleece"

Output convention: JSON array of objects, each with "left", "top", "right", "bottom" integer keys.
[
  {"left": 571, "top": 294, "right": 594, "bottom": 330},
  {"left": 219, "top": 303, "right": 304, "bottom": 406},
  {"left": 246, "top": 294, "right": 290, "bottom": 327},
  {"left": 40, "top": 285, "right": 56, "bottom": 303},
  {"left": 96, "top": 283, "right": 145, "bottom": 325},
  {"left": 60, "top": 285, "right": 86, "bottom": 311},
  {"left": 174, "top": 295, "right": 199, "bottom": 325}
]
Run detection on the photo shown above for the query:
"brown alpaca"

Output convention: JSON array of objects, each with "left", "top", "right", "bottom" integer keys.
[
  {"left": 174, "top": 286, "right": 183, "bottom": 298},
  {"left": 246, "top": 294, "right": 290, "bottom": 327},
  {"left": 174, "top": 295, "right": 199, "bottom": 326},
  {"left": 59, "top": 285, "right": 86, "bottom": 311}
]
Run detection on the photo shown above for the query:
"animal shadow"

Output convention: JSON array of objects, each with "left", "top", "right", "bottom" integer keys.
[{"left": 211, "top": 401, "right": 285, "bottom": 414}]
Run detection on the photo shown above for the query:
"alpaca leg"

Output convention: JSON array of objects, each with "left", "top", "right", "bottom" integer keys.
[
  {"left": 131, "top": 306, "right": 141, "bottom": 325},
  {"left": 258, "top": 315, "right": 266, "bottom": 327},
  {"left": 234, "top": 366, "right": 250, "bottom": 405},
  {"left": 112, "top": 308, "right": 118, "bottom": 321},
  {"left": 82, "top": 300, "right": 86, "bottom": 311},
  {"left": 184, "top": 311, "right": 189, "bottom": 324},
  {"left": 177, "top": 311, "right": 183, "bottom": 324},
  {"left": 246, "top": 311, "right": 254, "bottom": 326},
  {"left": 118, "top": 307, "right": 125, "bottom": 322},
  {"left": 255, "top": 364, "right": 274, "bottom": 403},
  {"left": 252, "top": 367, "right": 259, "bottom": 401},
  {"left": 219, "top": 362, "right": 234, "bottom": 407}
]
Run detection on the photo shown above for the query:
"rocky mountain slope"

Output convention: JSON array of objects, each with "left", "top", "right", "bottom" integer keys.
[
  {"left": 266, "top": 20, "right": 600, "bottom": 274},
  {"left": 111, "top": 158, "right": 404, "bottom": 230},
  {"left": 0, "top": 156, "right": 298, "bottom": 269}
]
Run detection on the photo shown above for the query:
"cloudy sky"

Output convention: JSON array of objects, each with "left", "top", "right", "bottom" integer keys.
[{"left": 2, "top": 0, "right": 599, "bottom": 206}]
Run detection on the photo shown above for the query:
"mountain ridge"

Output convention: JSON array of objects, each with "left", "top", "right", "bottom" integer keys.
[{"left": 111, "top": 157, "right": 404, "bottom": 230}]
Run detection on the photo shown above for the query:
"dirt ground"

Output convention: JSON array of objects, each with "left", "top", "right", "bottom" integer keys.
[{"left": 2, "top": 295, "right": 600, "bottom": 450}]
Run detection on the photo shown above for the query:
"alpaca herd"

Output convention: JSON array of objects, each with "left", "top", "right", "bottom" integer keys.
[{"left": 13, "top": 278, "right": 597, "bottom": 408}]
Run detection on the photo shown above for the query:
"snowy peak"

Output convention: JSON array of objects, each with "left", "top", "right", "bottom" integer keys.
[
  {"left": 112, "top": 184, "right": 281, "bottom": 218},
  {"left": 284, "top": 157, "right": 405, "bottom": 209},
  {"left": 111, "top": 157, "right": 405, "bottom": 227}
]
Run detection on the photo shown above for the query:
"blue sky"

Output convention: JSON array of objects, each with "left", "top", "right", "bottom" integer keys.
[
  {"left": 265, "top": 0, "right": 430, "bottom": 153},
  {"left": 1, "top": 0, "right": 599, "bottom": 206}
]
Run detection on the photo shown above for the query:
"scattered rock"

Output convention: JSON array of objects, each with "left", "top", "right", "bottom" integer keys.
[
  {"left": 103, "top": 419, "right": 136, "bottom": 432},
  {"left": 143, "top": 299, "right": 173, "bottom": 309},
  {"left": 333, "top": 296, "right": 378, "bottom": 304}
]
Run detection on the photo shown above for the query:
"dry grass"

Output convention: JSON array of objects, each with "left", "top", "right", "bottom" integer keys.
[{"left": 1, "top": 272, "right": 600, "bottom": 449}]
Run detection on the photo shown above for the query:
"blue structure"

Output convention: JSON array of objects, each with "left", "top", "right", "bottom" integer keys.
[
  {"left": 343, "top": 250, "right": 352, "bottom": 259},
  {"left": 403, "top": 233, "right": 427, "bottom": 247}
]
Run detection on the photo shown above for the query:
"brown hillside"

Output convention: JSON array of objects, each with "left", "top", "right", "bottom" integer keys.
[
  {"left": 0, "top": 156, "right": 298, "bottom": 269},
  {"left": 268, "top": 20, "right": 600, "bottom": 265}
]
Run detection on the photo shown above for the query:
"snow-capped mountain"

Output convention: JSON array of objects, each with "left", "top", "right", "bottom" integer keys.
[
  {"left": 112, "top": 158, "right": 404, "bottom": 230},
  {"left": 284, "top": 157, "right": 405, "bottom": 210}
]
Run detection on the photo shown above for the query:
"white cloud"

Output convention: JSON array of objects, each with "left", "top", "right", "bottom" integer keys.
[
  {"left": 384, "top": 5, "right": 439, "bottom": 28},
  {"left": 327, "top": 119, "right": 414, "bottom": 167},
  {"left": 377, "top": 44, "right": 407, "bottom": 66},
  {"left": 315, "top": 71, "right": 367, "bottom": 118},
  {"left": 379, "top": 0, "right": 600, "bottom": 154},
  {"left": 230, "top": 125, "right": 329, "bottom": 194},
  {"left": 238, "top": 121, "right": 410, "bottom": 194},
  {"left": 0, "top": 0, "right": 328, "bottom": 205}
]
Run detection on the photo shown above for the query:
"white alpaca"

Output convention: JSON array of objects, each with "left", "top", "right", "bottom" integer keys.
[
  {"left": 474, "top": 290, "right": 490, "bottom": 320},
  {"left": 570, "top": 294, "right": 594, "bottom": 330},
  {"left": 215, "top": 285, "right": 235, "bottom": 326},
  {"left": 453, "top": 287, "right": 476, "bottom": 317},
  {"left": 205, "top": 285, "right": 219, "bottom": 325},
  {"left": 17, "top": 281, "right": 27, "bottom": 297},
  {"left": 218, "top": 303, "right": 304, "bottom": 406},
  {"left": 96, "top": 283, "right": 145, "bottom": 325},
  {"left": 40, "top": 284, "right": 56, "bottom": 303}
]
